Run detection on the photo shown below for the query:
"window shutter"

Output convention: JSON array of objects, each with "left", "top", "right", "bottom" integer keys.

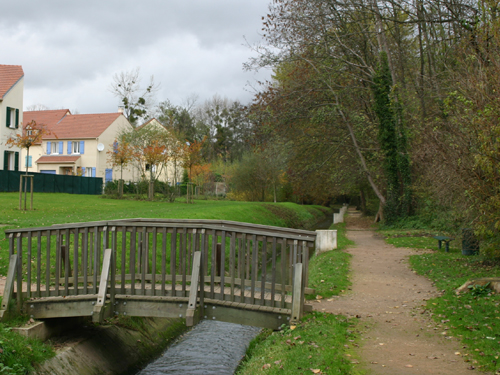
[
  {"left": 15, "top": 109, "right": 19, "bottom": 129},
  {"left": 82, "top": 167, "right": 86, "bottom": 176},
  {"left": 113, "top": 141, "right": 118, "bottom": 153},
  {"left": 80, "top": 141, "right": 85, "bottom": 154},
  {"left": 68, "top": 141, "right": 72, "bottom": 155},
  {"left": 59, "top": 141, "right": 63, "bottom": 154},
  {"left": 92, "top": 167, "right": 96, "bottom": 177},
  {"left": 14, "top": 152, "right": 19, "bottom": 171},
  {"left": 28, "top": 155, "right": 32, "bottom": 167},
  {"left": 6, "top": 107, "right": 11, "bottom": 128},
  {"left": 47, "top": 142, "right": 51, "bottom": 155},
  {"left": 3, "top": 151, "right": 8, "bottom": 170}
]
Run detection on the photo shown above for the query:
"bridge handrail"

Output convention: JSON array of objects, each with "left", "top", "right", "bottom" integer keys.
[{"left": 2, "top": 219, "right": 316, "bottom": 326}]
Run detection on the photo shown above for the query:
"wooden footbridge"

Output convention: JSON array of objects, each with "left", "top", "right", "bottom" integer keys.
[{"left": 1, "top": 219, "right": 316, "bottom": 329}]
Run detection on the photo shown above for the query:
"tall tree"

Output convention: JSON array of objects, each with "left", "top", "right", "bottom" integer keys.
[{"left": 110, "top": 67, "right": 159, "bottom": 127}]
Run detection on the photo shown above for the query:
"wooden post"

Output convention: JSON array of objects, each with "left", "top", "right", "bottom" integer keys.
[
  {"left": 93, "top": 248, "right": 112, "bottom": 323},
  {"left": 186, "top": 251, "right": 201, "bottom": 326},
  {"left": 291, "top": 263, "right": 304, "bottom": 324},
  {"left": 0, "top": 255, "right": 18, "bottom": 320}
]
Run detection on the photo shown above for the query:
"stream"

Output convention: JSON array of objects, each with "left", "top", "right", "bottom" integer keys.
[{"left": 135, "top": 215, "right": 333, "bottom": 375}]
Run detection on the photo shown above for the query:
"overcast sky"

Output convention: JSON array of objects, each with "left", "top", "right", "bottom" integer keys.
[{"left": 0, "top": 1, "right": 272, "bottom": 114}]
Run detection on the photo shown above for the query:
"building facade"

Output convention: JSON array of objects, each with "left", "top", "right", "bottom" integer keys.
[{"left": 0, "top": 65, "right": 24, "bottom": 171}]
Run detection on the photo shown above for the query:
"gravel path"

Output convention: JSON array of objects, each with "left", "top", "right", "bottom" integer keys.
[{"left": 315, "top": 211, "right": 490, "bottom": 374}]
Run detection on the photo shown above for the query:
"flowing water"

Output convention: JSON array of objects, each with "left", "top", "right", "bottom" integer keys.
[
  {"left": 136, "top": 320, "right": 260, "bottom": 375},
  {"left": 135, "top": 215, "right": 333, "bottom": 375}
]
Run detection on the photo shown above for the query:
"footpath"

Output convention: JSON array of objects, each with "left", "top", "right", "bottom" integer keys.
[{"left": 316, "top": 210, "right": 491, "bottom": 375}]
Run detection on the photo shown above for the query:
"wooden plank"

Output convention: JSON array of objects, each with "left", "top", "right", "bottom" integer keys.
[
  {"left": 64, "top": 228, "right": 70, "bottom": 296},
  {"left": 110, "top": 227, "right": 117, "bottom": 308},
  {"left": 199, "top": 230, "right": 206, "bottom": 318},
  {"left": 229, "top": 232, "right": 236, "bottom": 302},
  {"left": 114, "top": 297, "right": 188, "bottom": 319},
  {"left": 36, "top": 231, "right": 41, "bottom": 298},
  {"left": 121, "top": 227, "right": 127, "bottom": 295},
  {"left": 202, "top": 302, "right": 290, "bottom": 329},
  {"left": 181, "top": 227, "right": 187, "bottom": 295},
  {"left": 73, "top": 228, "right": 79, "bottom": 296},
  {"left": 240, "top": 234, "right": 246, "bottom": 302},
  {"left": 130, "top": 227, "right": 136, "bottom": 296},
  {"left": 186, "top": 251, "right": 201, "bottom": 326},
  {"left": 280, "top": 237, "right": 286, "bottom": 309},
  {"left": 93, "top": 226, "right": 99, "bottom": 294},
  {"left": 151, "top": 228, "right": 157, "bottom": 296},
  {"left": 55, "top": 230, "right": 61, "bottom": 296},
  {"left": 219, "top": 231, "right": 226, "bottom": 300},
  {"left": 210, "top": 230, "right": 216, "bottom": 298},
  {"left": 141, "top": 227, "right": 147, "bottom": 294},
  {"left": 0, "top": 255, "right": 18, "bottom": 319},
  {"left": 260, "top": 237, "right": 267, "bottom": 306},
  {"left": 93, "top": 248, "right": 112, "bottom": 323},
  {"left": 16, "top": 234, "right": 22, "bottom": 311},
  {"left": 302, "top": 241, "right": 309, "bottom": 287},
  {"left": 161, "top": 227, "right": 167, "bottom": 296},
  {"left": 26, "top": 297, "right": 96, "bottom": 319},
  {"left": 170, "top": 227, "right": 177, "bottom": 296},
  {"left": 250, "top": 234, "right": 257, "bottom": 303},
  {"left": 291, "top": 263, "right": 303, "bottom": 324},
  {"left": 27, "top": 232, "right": 32, "bottom": 300},
  {"left": 83, "top": 228, "right": 88, "bottom": 295},
  {"left": 270, "top": 237, "right": 277, "bottom": 306}
]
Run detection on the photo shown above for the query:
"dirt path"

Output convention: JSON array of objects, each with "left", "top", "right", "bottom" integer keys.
[{"left": 315, "top": 210, "right": 488, "bottom": 374}]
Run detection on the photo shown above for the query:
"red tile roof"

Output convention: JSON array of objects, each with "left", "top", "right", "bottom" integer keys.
[
  {"left": 36, "top": 156, "right": 81, "bottom": 164},
  {"left": 23, "top": 111, "right": 123, "bottom": 139},
  {"left": 0, "top": 65, "right": 24, "bottom": 100},
  {"left": 24, "top": 109, "right": 70, "bottom": 127}
]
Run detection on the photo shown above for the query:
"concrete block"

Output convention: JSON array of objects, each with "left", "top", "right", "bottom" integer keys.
[
  {"left": 12, "top": 317, "right": 84, "bottom": 341},
  {"left": 315, "top": 230, "right": 338, "bottom": 253}
]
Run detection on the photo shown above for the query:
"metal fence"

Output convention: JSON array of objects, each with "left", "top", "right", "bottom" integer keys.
[{"left": 0, "top": 170, "right": 102, "bottom": 195}]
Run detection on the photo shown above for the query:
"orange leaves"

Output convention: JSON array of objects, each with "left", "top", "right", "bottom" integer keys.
[
  {"left": 6, "top": 120, "right": 54, "bottom": 150},
  {"left": 143, "top": 139, "right": 168, "bottom": 166}
]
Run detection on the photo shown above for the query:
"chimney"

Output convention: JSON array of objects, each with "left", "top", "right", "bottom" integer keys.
[{"left": 118, "top": 106, "right": 124, "bottom": 114}]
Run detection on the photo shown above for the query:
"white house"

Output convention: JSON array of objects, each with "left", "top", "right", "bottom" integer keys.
[
  {"left": 0, "top": 65, "right": 24, "bottom": 171},
  {"left": 22, "top": 110, "right": 135, "bottom": 183}
]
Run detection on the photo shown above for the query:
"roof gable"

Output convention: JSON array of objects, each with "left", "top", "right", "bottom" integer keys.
[
  {"left": 24, "top": 110, "right": 125, "bottom": 139},
  {"left": 0, "top": 65, "right": 24, "bottom": 100},
  {"left": 52, "top": 113, "right": 123, "bottom": 139}
]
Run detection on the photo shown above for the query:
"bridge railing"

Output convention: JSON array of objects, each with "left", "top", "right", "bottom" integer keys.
[{"left": 1, "top": 219, "right": 316, "bottom": 326}]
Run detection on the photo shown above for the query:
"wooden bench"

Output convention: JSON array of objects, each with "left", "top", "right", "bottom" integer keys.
[{"left": 433, "top": 235, "right": 454, "bottom": 252}]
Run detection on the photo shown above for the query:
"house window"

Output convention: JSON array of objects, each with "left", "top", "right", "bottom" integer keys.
[
  {"left": 5, "top": 107, "right": 19, "bottom": 129},
  {"left": 51, "top": 142, "right": 59, "bottom": 155},
  {"left": 73, "top": 142, "right": 80, "bottom": 154}
]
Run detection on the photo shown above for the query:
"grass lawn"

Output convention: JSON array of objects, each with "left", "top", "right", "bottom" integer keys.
[
  {"left": 237, "top": 222, "right": 360, "bottom": 375},
  {"left": 0, "top": 192, "right": 329, "bottom": 275},
  {"left": 0, "top": 192, "right": 331, "bottom": 374},
  {"left": 380, "top": 228, "right": 500, "bottom": 373}
]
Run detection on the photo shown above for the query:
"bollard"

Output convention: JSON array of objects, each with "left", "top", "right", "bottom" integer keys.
[{"left": 315, "top": 230, "right": 338, "bottom": 254}]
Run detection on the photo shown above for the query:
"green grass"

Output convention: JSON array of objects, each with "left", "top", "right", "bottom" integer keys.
[
  {"left": 0, "top": 193, "right": 327, "bottom": 275},
  {"left": 237, "top": 220, "right": 359, "bottom": 374},
  {"left": 236, "top": 312, "right": 362, "bottom": 375},
  {"left": 0, "top": 321, "right": 55, "bottom": 374},
  {"left": 381, "top": 229, "right": 500, "bottom": 373},
  {"left": 307, "top": 223, "right": 354, "bottom": 300},
  {"left": 0, "top": 192, "right": 331, "bottom": 373}
]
